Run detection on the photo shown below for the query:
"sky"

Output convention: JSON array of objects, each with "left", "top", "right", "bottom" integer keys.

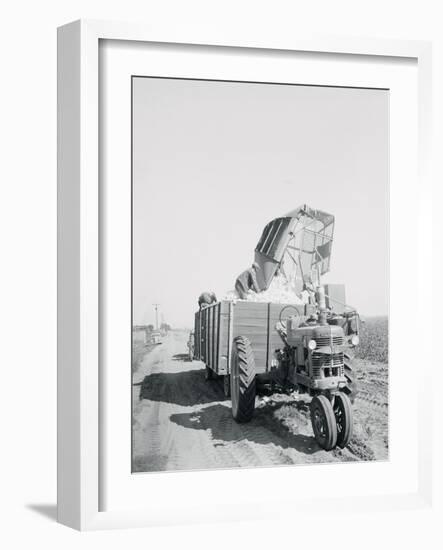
[{"left": 132, "top": 77, "right": 389, "bottom": 328}]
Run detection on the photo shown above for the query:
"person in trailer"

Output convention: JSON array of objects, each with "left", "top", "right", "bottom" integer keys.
[
  {"left": 235, "top": 262, "right": 261, "bottom": 299},
  {"left": 198, "top": 291, "right": 217, "bottom": 310}
]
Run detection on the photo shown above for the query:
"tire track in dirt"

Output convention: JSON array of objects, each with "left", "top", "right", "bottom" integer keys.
[
  {"left": 355, "top": 391, "right": 388, "bottom": 411},
  {"left": 132, "top": 331, "right": 389, "bottom": 472},
  {"left": 190, "top": 401, "right": 291, "bottom": 469}
]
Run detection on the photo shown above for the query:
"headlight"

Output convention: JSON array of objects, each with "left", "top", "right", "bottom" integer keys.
[
  {"left": 308, "top": 339, "right": 317, "bottom": 350},
  {"left": 351, "top": 334, "right": 359, "bottom": 346}
]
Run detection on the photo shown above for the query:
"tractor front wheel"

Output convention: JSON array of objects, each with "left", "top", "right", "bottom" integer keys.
[
  {"left": 310, "top": 395, "right": 337, "bottom": 450},
  {"left": 230, "top": 336, "right": 256, "bottom": 423},
  {"left": 333, "top": 392, "right": 353, "bottom": 448}
]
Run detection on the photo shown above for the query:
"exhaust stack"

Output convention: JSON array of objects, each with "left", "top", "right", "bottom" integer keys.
[{"left": 317, "top": 285, "right": 328, "bottom": 326}]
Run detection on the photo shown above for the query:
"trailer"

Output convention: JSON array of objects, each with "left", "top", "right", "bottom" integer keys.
[{"left": 194, "top": 300, "right": 314, "bottom": 392}]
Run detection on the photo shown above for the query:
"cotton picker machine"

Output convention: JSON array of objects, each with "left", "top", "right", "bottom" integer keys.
[{"left": 193, "top": 205, "right": 360, "bottom": 451}]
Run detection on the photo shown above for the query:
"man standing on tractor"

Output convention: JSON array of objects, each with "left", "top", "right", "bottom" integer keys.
[{"left": 235, "top": 262, "right": 261, "bottom": 299}]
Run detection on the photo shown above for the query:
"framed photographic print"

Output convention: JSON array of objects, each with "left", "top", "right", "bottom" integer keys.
[{"left": 57, "top": 20, "right": 433, "bottom": 530}]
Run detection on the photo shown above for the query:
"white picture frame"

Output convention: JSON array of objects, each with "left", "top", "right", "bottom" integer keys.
[{"left": 57, "top": 19, "right": 433, "bottom": 531}]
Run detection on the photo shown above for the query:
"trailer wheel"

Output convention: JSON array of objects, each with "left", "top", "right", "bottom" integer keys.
[
  {"left": 333, "top": 393, "right": 353, "bottom": 448},
  {"left": 205, "top": 366, "right": 214, "bottom": 381},
  {"left": 230, "top": 336, "right": 256, "bottom": 423},
  {"left": 310, "top": 395, "right": 337, "bottom": 450},
  {"left": 343, "top": 351, "right": 358, "bottom": 404},
  {"left": 223, "top": 375, "right": 231, "bottom": 398}
]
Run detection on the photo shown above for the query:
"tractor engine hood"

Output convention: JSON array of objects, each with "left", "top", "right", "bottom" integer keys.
[{"left": 286, "top": 321, "right": 345, "bottom": 349}]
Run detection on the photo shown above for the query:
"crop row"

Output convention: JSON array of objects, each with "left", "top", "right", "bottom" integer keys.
[{"left": 355, "top": 316, "right": 388, "bottom": 363}]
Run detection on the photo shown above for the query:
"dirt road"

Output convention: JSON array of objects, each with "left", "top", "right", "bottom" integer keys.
[{"left": 132, "top": 330, "right": 388, "bottom": 472}]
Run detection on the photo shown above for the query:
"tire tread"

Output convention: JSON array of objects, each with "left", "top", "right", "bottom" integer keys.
[
  {"left": 343, "top": 351, "right": 358, "bottom": 403},
  {"left": 231, "top": 336, "right": 256, "bottom": 423},
  {"left": 310, "top": 395, "right": 337, "bottom": 450},
  {"left": 334, "top": 392, "right": 353, "bottom": 448}
]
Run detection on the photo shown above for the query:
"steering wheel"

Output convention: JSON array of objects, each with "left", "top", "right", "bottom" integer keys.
[{"left": 278, "top": 305, "right": 301, "bottom": 326}]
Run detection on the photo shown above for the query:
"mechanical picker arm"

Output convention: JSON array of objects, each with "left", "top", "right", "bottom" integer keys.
[{"left": 252, "top": 204, "right": 335, "bottom": 293}]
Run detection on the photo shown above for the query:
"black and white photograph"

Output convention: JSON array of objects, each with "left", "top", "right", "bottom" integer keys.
[
  {"left": 131, "top": 76, "right": 389, "bottom": 473},
  {"left": 3, "top": 0, "right": 438, "bottom": 542}
]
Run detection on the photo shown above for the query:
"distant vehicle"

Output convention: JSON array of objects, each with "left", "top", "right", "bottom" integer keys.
[
  {"left": 149, "top": 331, "right": 162, "bottom": 345},
  {"left": 187, "top": 331, "right": 194, "bottom": 361}
]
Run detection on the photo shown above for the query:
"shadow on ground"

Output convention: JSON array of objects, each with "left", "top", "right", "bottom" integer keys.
[
  {"left": 135, "top": 368, "right": 227, "bottom": 406},
  {"left": 26, "top": 504, "right": 57, "bottom": 522},
  {"left": 170, "top": 401, "right": 320, "bottom": 455}
]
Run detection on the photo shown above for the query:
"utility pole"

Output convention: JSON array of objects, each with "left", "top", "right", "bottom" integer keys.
[{"left": 152, "top": 303, "right": 160, "bottom": 330}]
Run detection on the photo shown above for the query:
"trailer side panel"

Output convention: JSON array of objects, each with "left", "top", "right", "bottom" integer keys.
[{"left": 195, "top": 300, "right": 307, "bottom": 376}]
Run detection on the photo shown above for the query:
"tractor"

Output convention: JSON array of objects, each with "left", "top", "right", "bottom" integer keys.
[{"left": 194, "top": 205, "right": 360, "bottom": 451}]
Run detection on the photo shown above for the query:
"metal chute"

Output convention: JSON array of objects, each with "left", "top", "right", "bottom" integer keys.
[{"left": 253, "top": 204, "right": 335, "bottom": 292}]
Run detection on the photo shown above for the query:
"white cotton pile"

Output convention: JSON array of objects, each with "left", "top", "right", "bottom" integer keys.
[
  {"left": 223, "top": 275, "right": 304, "bottom": 305},
  {"left": 223, "top": 289, "right": 240, "bottom": 301}
]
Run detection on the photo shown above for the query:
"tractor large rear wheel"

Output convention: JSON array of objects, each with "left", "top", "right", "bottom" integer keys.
[
  {"left": 343, "top": 351, "right": 358, "bottom": 404},
  {"left": 310, "top": 395, "right": 337, "bottom": 450},
  {"left": 230, "top": 336, "right": 256, "bottom": 423},
  {"left": 333, "top": 393, "right": 353, "bottom": 448}
]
